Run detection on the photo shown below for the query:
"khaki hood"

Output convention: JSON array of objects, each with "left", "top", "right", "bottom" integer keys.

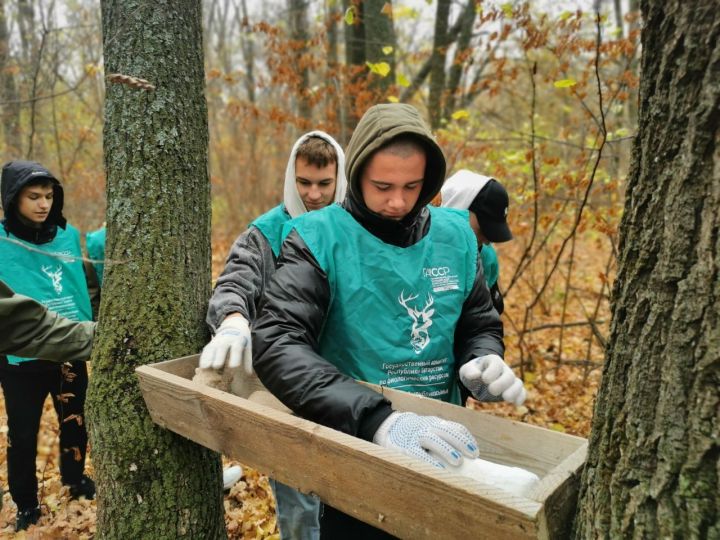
[{"left": 344, "top": 104, "right": 446, "bottom": 210}]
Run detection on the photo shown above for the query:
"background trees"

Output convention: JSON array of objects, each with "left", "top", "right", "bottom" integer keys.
[
  {"left": 574, "top": 0, "right": 719, "bottom": 536},
  {"left": 0, "top": 1, "right": 652, "bottom": 537}
]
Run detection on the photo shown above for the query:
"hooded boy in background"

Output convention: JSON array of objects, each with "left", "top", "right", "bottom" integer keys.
[
  {"left": 202, "top": 131, "right": 347, "bottom": 369},
  {"left": 440, "top": 170, "right": 513, "bottom": 314},
  {"left": 249, "top": 104, "right": 526, "bottom": 538},
  {"left": 200, "top": 131, "right": 347, "bottom": 540},
  {"left": 0, "top": 160, "right": 96, "bottom": 531}
]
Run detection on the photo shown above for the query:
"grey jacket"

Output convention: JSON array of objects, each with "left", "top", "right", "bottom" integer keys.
[
  {"left": 206, "top": 130, "right": 348, "bottom": 331},
  {"left": 206, "top": 226, "right": 276, "bottom": 331}
]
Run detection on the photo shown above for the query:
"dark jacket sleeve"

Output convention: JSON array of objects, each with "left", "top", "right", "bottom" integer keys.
[
  {"left": 252, "top": 230, "right": 393, "bottom": 441},
  {"left": 454, "top": 259, "right": 506, "bottom": 403},
  {"left": 490, "top": 282, "right": 504, "bottom": 315},
  {"left": 0, "top": 280, "right": 95, "bottom": 362},
  {"left": 454, "top": 257, "right": 505, "bottom": 368},
  {"left": 206, "top": 227, "right": 276, "bottom": 331}
]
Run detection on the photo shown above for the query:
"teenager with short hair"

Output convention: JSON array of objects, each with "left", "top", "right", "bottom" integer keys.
[{"left": 0, "top": 160, "right": 95, "bottom": 531}]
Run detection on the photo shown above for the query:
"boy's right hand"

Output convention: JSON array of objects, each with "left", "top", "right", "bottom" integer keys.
[
  {"left": 373, "top": 412, "right": 479, "bottom": 468},
  {"left": 199, "top": 315, "right": 252, "bottom": 374}
]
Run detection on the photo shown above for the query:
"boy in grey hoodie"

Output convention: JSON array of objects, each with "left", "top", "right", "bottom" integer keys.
[
  {"left": 202, "top": 131, "right": 347, "bottom": 370},
  {"left": 200, "top": 131, "right": 347, "bottom": 540}
]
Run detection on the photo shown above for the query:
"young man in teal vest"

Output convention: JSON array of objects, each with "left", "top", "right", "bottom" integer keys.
[
  {"left": 0, "top": 160, "right": 96, "bottom": 531},
  {"left": 440, "top": 170, "right": 514, "bottom": 314},
  {"left": 0, "top": 279, "right": 96, "bottom": 514},
  {"left": 200, "top": 131, "right": 347, "bottom": 540},
  {"left": 250, "top": 104, "right": 526, "bottom": 538}
]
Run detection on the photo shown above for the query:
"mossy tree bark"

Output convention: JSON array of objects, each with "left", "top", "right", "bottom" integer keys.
[
  {"left": 573, "top": 1, "right": 719, "bottom": 538},
  {"left": 86, "top": 1, "right": 225, "bottom": 538}
]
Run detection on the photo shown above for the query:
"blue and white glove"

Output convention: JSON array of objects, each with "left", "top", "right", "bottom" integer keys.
[
  {"left": 373, "top": 412, "right": 480, "bottom": 468},
  {"left": 199, "top": 315, "right": 253, "bottom": 374},
  {"left": 459, "top": 354, "right": 526, "bottom": 406}
]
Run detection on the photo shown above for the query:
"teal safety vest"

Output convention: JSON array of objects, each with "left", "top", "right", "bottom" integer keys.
[
  {"left": 250, "top": 204, "right": 291, "bottom": 258},
  {"left": 480, "top": 244, "right": 499, "bottom": 288},
  {"left": 289, "top": 205, "right": 478, "bottom": 404},
  {"left": 86, "top": 226, "right": 106, "bottom": 286},
  {"left": 0, "top": 223, "right": 92, "bottom": 364}
]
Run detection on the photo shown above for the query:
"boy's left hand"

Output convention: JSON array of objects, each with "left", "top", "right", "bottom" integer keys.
[{"left": 459, "top": 354, "right": 526, "bottom": 406}]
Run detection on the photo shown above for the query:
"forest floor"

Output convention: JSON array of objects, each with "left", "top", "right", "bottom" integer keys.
[{"left": 0, "top": 237, "right": 608, "bottom": 538}]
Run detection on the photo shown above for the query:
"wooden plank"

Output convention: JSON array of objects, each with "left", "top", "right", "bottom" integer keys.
[
  {"left": 137, "top": 363, "right": 542, "bottom": 539},
  {"left": 151, "top": 355, "right": 585, "bottom": 476},
  {"left": 149, "top": 354, "right": 198, "bottom": 379},
  {"left": 144, "top": 354, "right": 588, "bottom": 536},
  {"left": 531, "top": 443, "right": 587, "bottom": 540}
]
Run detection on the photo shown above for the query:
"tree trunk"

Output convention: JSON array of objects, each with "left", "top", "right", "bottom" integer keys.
[
  {"left": 573, "top": 1, "right": 719, "bottom": 538},
  {"left": 86, "top": 1, "right": 226, "bottom": 538},
  {"left": 612, "top": 0, "right": 624, "bottom": 38},
  {"left": 325, "top": 0, "right": 344, "bottom": 138},
  {"left": 342, "top": 0, "right": 365, "bottom": 133},
  {"left": 399, "top": 9, "right": 473, "bottom": 104},
  {"left": 289, "top": 0, "right": 311, "bottom": 124},
  {"left": 0, "top": 0, "right": 21, "bottom": 154},
  {"left": 363, "top": 0, "right": 395, "bottom": 96},
  {"left": 17, "top": 0, "right": 36, "bottom": 66},
  {"left": 443, "top": 0, "right": 475, "bottom": 121},
  {"left": 429, "top": 0, "right": 451, "bottom": 129}
]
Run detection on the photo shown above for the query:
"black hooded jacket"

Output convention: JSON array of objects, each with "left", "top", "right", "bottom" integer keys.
[
  {"left": 252, "top": 104, "right": 504, "bottom": 442},
  {"left": 1, "top": 160, "right": 66, "bottom": 244}
]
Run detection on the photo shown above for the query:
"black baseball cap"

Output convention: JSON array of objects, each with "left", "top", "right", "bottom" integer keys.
[{"left": 468, "top": 179, "right": 513, "bottom": 243}]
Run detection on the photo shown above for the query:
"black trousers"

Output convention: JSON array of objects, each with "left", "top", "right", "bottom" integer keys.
[
  {"left": 0, "top": 360, "right": 89, "bottom": 511},
  {"left": 320, "top": 504, "right": 399, "bottom": 539}
]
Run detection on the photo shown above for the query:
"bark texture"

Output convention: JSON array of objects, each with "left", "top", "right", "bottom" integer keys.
[
  {"left": 86, "top": 1, "right": 225, "bottom": 538},
  {"left": 574, "top": 1, "right": 719, "bottom": 538}
]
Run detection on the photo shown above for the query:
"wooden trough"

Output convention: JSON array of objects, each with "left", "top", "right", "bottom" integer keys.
[{"left": 136, "top": 354, "right": 587, "bottom": 539}]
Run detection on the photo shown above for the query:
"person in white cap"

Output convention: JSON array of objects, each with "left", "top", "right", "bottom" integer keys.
[
  {"left": 200, "top": 131, "right": 348, "bottom": 540},
  {"left": 440, "top": 170, "right": 513, "bottom": 314}
]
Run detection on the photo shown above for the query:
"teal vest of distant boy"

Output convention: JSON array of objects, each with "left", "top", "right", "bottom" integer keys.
[
  {"left": 288, "top": 204, "right": 478, "bottom": 404},
  {"left": 0, "top": 223, "right": 92, "bottom": 364},
  {"left": 250, "top": 204, "right": 291, "bottom": 258},
  {"left": 86, "top": 226, "right": 106, "bottom": 286},
  {"left": 480, "top": 244, "right": 499, "bottom": 288}
]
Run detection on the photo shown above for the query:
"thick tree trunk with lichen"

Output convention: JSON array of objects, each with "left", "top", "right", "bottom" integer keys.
[
  {"left": 86, "top": 1, "right": 225, "bottom": 538},
  {"left": 573, "top": 1, "right": 719, "bottom": 538}
]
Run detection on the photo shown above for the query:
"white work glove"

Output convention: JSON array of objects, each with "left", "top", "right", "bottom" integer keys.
[
  {"left": 450, "top": 457, "right": 540, "bottom": 498},
  {"left": 373, "top": 412, "right": 480, "bottom": 468},
  {"left": 459, "top": 354, "right": 526, "bottom": 406},
  {"left": 199, "top": 316, "right": 252, "bottom": 374}
]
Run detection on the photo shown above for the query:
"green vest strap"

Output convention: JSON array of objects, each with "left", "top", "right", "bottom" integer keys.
[
  {"left": 480, "top": 244, "right": 499, "bottom": 288},
  {"left": 250, "top": 204, "right": 291, "bottom": 258}
]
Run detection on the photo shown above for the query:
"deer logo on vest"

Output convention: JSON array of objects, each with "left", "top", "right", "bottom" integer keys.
[
  {"left": 398, "top": 291, "right": 435, "bottom": 354},
  {"left": 41, "top": 264, "right": 64, "bottom": 295}
]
